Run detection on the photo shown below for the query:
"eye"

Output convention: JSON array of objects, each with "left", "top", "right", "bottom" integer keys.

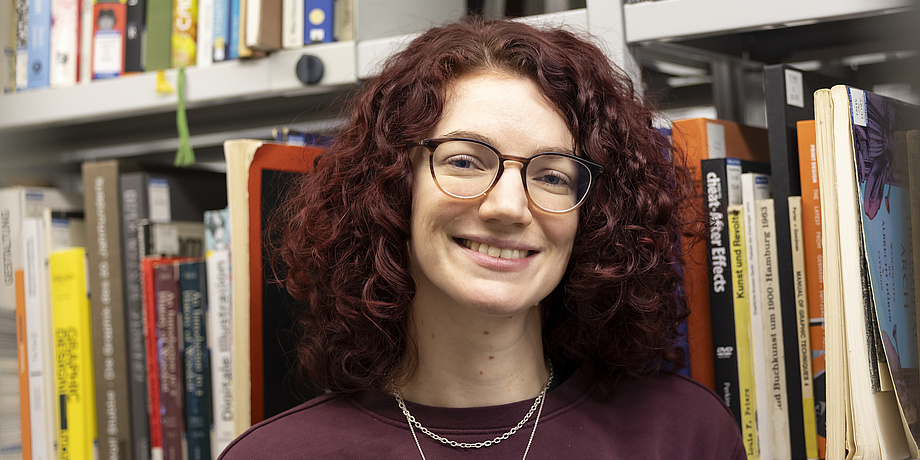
[
  {"left": 532, "top": 170, "right": 571, "bottom": 187},
  {"left": 446, "top": 155, "right": 479, "bottom": 170}
]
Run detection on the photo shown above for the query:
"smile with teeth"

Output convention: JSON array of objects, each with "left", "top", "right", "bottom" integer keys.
[{"left": 460, "top": 239, "right": 532, "bottom": 259}]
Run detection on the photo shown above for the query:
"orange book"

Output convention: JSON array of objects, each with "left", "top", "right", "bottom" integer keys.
[
  {"left": 670, "top": 118, "right": 771, "bottom": 391},
  {"left": 15, "top": 271, "right": 31, "bottom": 460},
  {"left": 796, "top": 119, "right": 826, "bottom": 458}
]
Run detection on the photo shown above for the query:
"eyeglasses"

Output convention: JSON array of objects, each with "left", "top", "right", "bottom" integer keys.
[{"left": 418, "top": 137, "right": 604, "bottom": 213}]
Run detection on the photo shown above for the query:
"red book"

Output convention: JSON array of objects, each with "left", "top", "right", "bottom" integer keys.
[{"left": 91, "top": 1, "right": 127, "bottom": 79}]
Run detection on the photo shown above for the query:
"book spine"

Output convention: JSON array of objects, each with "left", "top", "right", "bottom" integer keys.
[
  {"left": 180, "top": 260, "right": 212, "bottom": 460},
  {"left": 170, "top": 0, "right": 197, "bottom": 67},
  {"left": 332, "top": 0, "right": 353, "bottom": 42},
  {"left": 49, "top": 0, "right": 79, "bottom": 87},
  {"left": 91, "top": 0, "right": 126, "bottom": 79},
  {"left": 1, "top": 0, "right": 12, "bottom": 94},
  {"left": 124, "top": 0, "right": 146, "bottom": 72},
  {"left": 154, "top": 262, "right": 185, "bottom": 460},
  {"left": 227, "top": 0, "right": 239, "bottom": 59},
  {"left": 50, "top": 247, "right": 97, "bottom": 460},
  {"left": 281, "top": 0, "right": 301, "bottom": 48},
  {"left": 797, "top": 117, "right": 826, "bottom": 459},
  {"left": 304, "top": 0, "right": 332, "bottom": 44},
  {"left": 211, "top": 0, "right": 228, "bottom": 61},
  {"left": 702, "top": 158, "right": 742, "bottom": 426},
  {"left": 196, "top": 0, "right": 213, "bottom": 66},
  {"left": 81, "top": 161, "right": 134, "bottom": 460},
  {"left": 27, "top": 0, "right": 50, "bottom": 88},
  {"left": 788, "top": 196, "right": 819, "bottom": 458},
  {"left": 728, "top": 205, "right": 759, "bottom": 459},
  {"left": 204, "top": 208, "right": 233, "bottom": 453},
  {"left": 141, "top": 257, "right": 164, "bottom": 460},
  {"left": 143, "top": 0, "right": 170, "bottom": 71},
  {"left": 78, "top": 0, "right": 92, "bottom": 83},
  {"left": 755, "top": 198, "right": 791, "bottom": 458},
  {"left": 0, "top": 189, "right": 18, "bottom": 312},
  {"left": 23, "top": 218, "right": 55, "bottom": 460},
  {"left": 119, "top": 173, "right": 152, "bottom": 460},
  {"left": 15, "top": 1, "right": 27, "bottom": 90},
  {"left": 15, "top": 269, "right": 31, "bottom": 460}
]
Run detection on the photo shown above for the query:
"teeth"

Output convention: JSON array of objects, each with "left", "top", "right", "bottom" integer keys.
[{"left": 462, "top": 239, "right": 527, "bottom": 259}]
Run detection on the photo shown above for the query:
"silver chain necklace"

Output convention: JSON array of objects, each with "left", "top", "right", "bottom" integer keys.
[{"left": 394, "top": 362, "right": 554, "bottom": 459}]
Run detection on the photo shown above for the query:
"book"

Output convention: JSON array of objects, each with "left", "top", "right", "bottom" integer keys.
[
  {"left": 227, "top": 0, "right": 239, "bottom": 59},
  {"left": 817, "top": 85, "right": 919, "bottom": 459},
  {"left": 204, "top": 207, "right": 234, "bottom": 454},
  {"left": 727, "top": 204, "right": 759, "bottom": 459},
  {"left": 788, "top": 195, "right": 819, "bottom": 459},
  {"left": 211, "top": 0, "right": 229, "bottom": 61},
  {"left": 171, "top": 0, "right": 197, "bottom": 67},
  {"left": 753, "top": 197, "right": 793, "bottom": 459},
  {"left": 332, "top": 0, "right": 352, "bottom": 42},
  {"left": 27, "top": 0, "right": 50, "bottom": 89},
  {"left": 15, "top": 263, "right": 30, "bottom": 460},
  {"left": 700, "top": 157, "right": 769, "bottom": 430},
  {"left": 50, "top": 247, "right": 97, "bottom": 460},
  {"left": 763, "top": 64, "right": 844, "bottom": 459},
  {"left": 740, "top": 171, "right": 773, "bottom": 460},
  {"left": 304, "top": 0, "right": 333, "bottom": 44},
  {"left": 124, "top": 0, "right": 145, "bottom": 72},
  {"left": 144, "top": 0, "right": 171, "bottom": 71},
  {"left": 796, "top": 118, "right": 827, "bottom": 459},
  {"left": 670, "top": 117, "right": 771, "bottom": 391},
  {"left": 78, "top": 0, "right": 92, "bottom": 82},
  {"left": 281, "top": 0, "right": 302, "bottom": 49},
  {"left": 196, "top": 0, "right": 213, "bottom": 67},
  {"left": 82, "top": 161, "right": 136, "bottom": 460},
  {"left": 244, "top": 0, "right": 281, "bottom": 51},
  {"left": 153, "top": 259, "right": 186, "bottom": 460},
  {"left": 49, "top": 0, "right": 80, "bottom": 87},
  {"left": 224, "top": 140, "right": 323, "bottom": 430},
  {"left": 179, "top": 259, "right": 212, "bottom": 460},
  {"left": 15, "top": 0, "right": 27, "bottom": 91},
  {"left": 1, "top": 0, "right": 14, "bottom": 93},
  {"left": 91, "top": 0, "right": 126, "bottom": 79},
  {"left": 140, "top": 256, "right": 166, "bottom": 460}
]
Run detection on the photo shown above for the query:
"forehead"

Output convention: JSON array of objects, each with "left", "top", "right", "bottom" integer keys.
[{"left": 433, "top": 71, "right": 573, "bottom": 154}]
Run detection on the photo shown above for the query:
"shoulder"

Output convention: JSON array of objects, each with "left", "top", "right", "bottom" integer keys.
[
  {"left": 217, "top": 392, "right": 362, "bottom": 459},
  {"left": 568, "top": 372, "right": 746, "bottom": 459}
]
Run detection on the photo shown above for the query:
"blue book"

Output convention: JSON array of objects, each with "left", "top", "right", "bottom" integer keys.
[
  {"left": 27, "top": 0, "right": 50, "bottom": 88},
  {"left": 228, "top": 0, "right": 240, "bottom": 59},
  {"left": 212, "top": 0, "right": 230, "bottom": 61},
  {"left": 179, "top": 260, "right": 213, "bottom": 460},
  {"left": 304, "top": 0, "right": 334, "bottom": 44}
]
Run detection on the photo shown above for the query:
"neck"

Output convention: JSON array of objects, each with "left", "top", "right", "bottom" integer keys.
[{"left": 398, "top": 299, "right": 548, "bottom": 408}]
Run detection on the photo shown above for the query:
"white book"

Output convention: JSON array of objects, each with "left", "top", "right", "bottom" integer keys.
[
  {"left": 282, "top": 0, "right": 303, "bottom": 49},
  {"left": 197, "top": 0, "right": 215, "bottom": 67},
  {"left": 740, "top": 172, "right": 773, "bottom": 460},
  {"left": 754, "top": 198, "right": 792, "bottom": 459},
  {"left": 49, "top": 0, "right": 79, "bottom": 87},
  {"left": 205, "top": 208, "right": 233, "bottom": 454},
  {"left": 22, "top": 217, "right": 54, "bottom": 460}
]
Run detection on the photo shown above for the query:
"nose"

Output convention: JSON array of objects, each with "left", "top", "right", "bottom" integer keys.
[{"left": 478, "top": 161, "right": 533, "bottom": 226}]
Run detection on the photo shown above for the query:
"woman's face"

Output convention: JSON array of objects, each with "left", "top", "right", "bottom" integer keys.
[{"left": 408, "top": 71, "right": 579, "bottom": 317}]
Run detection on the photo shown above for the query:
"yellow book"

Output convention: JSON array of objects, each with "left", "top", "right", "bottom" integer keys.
[
  {"left": 788, "top": 196, "right": 819, "bottom": 459},
  {"left": 50, "top": 247, "right": 97, "bottom": 460},
  {"left": 728, "top": 205, "right": 759, "bottom": 459}
]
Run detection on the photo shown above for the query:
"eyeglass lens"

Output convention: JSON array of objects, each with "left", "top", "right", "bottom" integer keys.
[{"left": 430, "top": 140, "right": 591, "bottom": 212}]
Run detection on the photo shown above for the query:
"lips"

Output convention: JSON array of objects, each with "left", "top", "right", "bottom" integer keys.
[{"left": 458, "top": 238, "right": 533, "bottom": 260}]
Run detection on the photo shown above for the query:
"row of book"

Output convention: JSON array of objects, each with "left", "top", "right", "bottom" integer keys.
[
  {"left": 1, "top": 0, "right": 352, "bottom": 93},
  {"left": 687, "top": 65, "right": 920, "bottom": 459}
]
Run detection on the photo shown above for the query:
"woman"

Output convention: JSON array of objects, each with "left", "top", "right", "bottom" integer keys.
[{"left": 219, "top": 17, "right": 745, "bottom": 459}]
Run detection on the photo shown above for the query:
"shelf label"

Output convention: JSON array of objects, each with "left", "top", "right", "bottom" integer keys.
[
  {"left": 785, "top": 69, "right": 805, "bottom": 108},
  {"left": 849, "top": 88, "right": 867, "bottom": 128},
  {"left": 706, "top": 122, "right": 726, "bottom": 159},
  {"left": 148, "top": 178, "right": 172, "bottom": 223}
]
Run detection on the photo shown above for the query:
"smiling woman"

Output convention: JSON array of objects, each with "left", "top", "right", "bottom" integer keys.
[{"left": 218, "top": 17, "right": 745, "bottom": 460}]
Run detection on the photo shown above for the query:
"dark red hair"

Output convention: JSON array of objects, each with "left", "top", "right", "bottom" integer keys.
[{"left": 277, "top": 17, "right": 696, "bottom": 393}]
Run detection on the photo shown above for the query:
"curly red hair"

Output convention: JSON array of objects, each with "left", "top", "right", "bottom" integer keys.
[{"left": 276, "top": 17, "right": 696, "bottom": 393}]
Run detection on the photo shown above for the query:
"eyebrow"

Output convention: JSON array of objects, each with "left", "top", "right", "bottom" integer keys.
[{"left": 440, "top": 130, "right": 576, "bottom": 156}]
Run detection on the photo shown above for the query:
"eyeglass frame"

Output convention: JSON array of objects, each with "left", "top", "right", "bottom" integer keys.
[{"left": 417, "top": 137, "right": 605, "bottom": 214}]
